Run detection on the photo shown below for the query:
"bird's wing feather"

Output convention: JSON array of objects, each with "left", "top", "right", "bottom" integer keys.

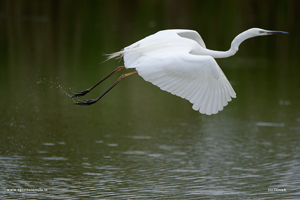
[
  {"left": 134, "top": 52, "right": 236, "bottom": 115},
  {"left": 122, "top": 29, "right": 206, "bottom": 68},
  {"left": 176, "top": 30, "right": 206, "bottom": 48}
]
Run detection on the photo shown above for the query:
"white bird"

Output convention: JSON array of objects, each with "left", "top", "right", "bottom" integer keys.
[{"left": 72, "top": 28, "right": 288, "bottom": 115}]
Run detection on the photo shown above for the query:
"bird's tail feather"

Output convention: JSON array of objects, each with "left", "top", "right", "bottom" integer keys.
[{"left": 105, "top": 50, "right": 124, "bottom": 61}]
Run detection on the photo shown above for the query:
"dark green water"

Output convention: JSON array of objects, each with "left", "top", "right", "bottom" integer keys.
[{"left": 1, "top": 1, "right": 299, "bottom": 199}]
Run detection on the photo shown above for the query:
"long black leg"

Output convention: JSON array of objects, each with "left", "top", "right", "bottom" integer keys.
[
  {"left": 71, "top": 66, "right": 126, "bottom": 98},
  {"left": 74, "top": 71, "right": 138, "bottom": 105}
]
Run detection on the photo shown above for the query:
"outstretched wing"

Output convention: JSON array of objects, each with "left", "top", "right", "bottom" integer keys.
[
  {"left": 121, "top": 29, "right": 206, "bottom": 68},
  {"left": 134, "top": 51, "right": 236, "bottom": 115},
  {"left": 176, "top": 30, "right": 206, "bottom": 48}
]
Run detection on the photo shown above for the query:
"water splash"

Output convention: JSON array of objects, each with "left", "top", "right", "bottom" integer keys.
[
  {"left": 36, "top": 77, "right": 76, "bottom": 103},
  {"left": 37, "top": 77, "right": 71, "bottom": 96}
]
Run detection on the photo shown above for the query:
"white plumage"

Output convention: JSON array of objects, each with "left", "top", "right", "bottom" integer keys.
[
  {"left": 73, "top": 28, "right": 287, "bottom": 115},
  {"left": 111, "top": 29, "right": 236, "bottom": 115}
]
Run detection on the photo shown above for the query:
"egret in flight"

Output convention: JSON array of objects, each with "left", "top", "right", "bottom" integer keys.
[{"left": 71, "top": 28, "right": 288, "bottom": 115}]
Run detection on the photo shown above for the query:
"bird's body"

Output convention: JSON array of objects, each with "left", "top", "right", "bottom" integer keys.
[
  {"left": 72, "top": 28, "right": 288, "bottom": 115},
  {"left": 111, "top": 29, "right": 236, "bottom": 115}
]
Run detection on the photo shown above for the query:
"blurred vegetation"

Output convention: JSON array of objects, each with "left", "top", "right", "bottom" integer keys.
[{"left": 1, "top": 0, "right": 298, "bottom": 70}]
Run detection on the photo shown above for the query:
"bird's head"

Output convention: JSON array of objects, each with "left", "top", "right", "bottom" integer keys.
[{"left": 248, "top": 28, "right": 288, "bottom": 36}]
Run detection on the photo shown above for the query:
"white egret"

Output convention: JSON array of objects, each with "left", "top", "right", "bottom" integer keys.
[{"left": 72, "top": 28, "right": 288, "bottom": 115}]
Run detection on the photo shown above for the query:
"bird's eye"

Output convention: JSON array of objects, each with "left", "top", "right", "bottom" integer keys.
[{"left": 259, "top": 31, "right": 265, "bottom": 34}]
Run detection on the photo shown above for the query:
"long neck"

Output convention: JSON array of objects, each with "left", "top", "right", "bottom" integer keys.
[{"left": 205, "top": 30, "right": 255, "bottom": 58}]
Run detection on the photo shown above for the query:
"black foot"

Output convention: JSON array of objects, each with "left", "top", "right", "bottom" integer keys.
[
  {"left": 74, "top": 99, "right": 97, "bottom": 105},
  {"left": 71, "top": 90, "right": 90, "bottom": 98}
]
